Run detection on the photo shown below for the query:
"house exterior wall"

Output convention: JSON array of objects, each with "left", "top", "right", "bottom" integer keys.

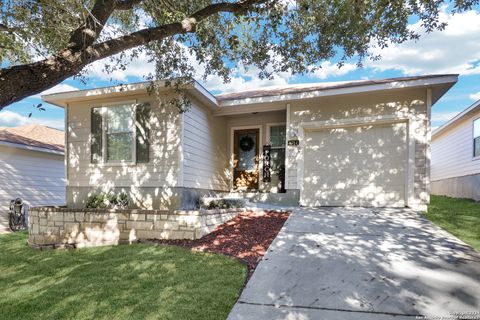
[
  {"left": 66, "top": 92, "right": 182, "bottom": 210},
  {"left": 431, "top": 109, "right": 480, "bottom": 181},
  {"left": 182, "top": 98, "right": 229, "bottom": 192},
  {"left": 64, "top": 86, "right": 434, "bottom": 210},
  {"left": 286, "top": 88, "right": 430, "bottom": 209},
  {"left": 0, "top": 145, "right": 65, "bottom": 213},
  {"left": 431, "top": 108, "right": 480, "bottom": 200}
]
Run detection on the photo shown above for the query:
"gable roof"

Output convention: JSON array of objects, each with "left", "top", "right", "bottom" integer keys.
[
  {"left": 0, "top": 124, "right": 64, "bottom": 154},
  {"left": 42, "top": 74, "right": 458, "bottom": 111},
  {"left": 216, "top": 75, "right": 452, "bottom": 101},
  {"left": 433, "top": 99, "right": 480, "bottom": 139}
]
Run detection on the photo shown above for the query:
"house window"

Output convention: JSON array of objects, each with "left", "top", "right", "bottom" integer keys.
[
  {"left": 474, "top": 118, "right": 480, "bottom": 158},
  {"left": 105, "top": 104, "right": 135, "bottom": 162},
  {"left": 269, "top": 125, "right": 286, "bottom": 174}
]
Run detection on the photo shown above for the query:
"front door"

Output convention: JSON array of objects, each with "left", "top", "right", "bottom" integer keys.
[{"left": 233, "top": 129, "right": 260, "bottom": 190}]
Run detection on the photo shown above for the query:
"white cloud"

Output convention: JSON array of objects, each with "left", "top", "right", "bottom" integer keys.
[
  {"left": 84, "top": 49, "right": 154, "bottom": 82},
  {"left": 39, "top": 83, "right": 79, "bottom": 97},
  {"left": 176, "top": 45, "right": 292, "bottom": 93},
  {"left": 24, "top": 83, "right": 80, "bottom": 100},
  {"left": 0, "top": 110, "right": 64, "bottom": 130},
  {"left": 431, "top": 111, "right": 460, "bottom": 123},
  {"left": 202, "top": 64, "right": 291, "bottom": 93},
  {"left": 310, "top": 61, "right": 357, "bottom": 80},
  {"left": 367, "top": 9, "right": 480, "bottom": 75},
  {"left": 469, "top": 91, "right": 480, "bottom": 101}
]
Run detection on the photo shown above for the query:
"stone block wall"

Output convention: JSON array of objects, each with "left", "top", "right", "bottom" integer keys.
[{"left": 28, "top": 207, "right": 244, "bottom": 249}]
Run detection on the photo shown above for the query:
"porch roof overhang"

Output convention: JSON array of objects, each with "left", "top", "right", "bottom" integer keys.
[
  {"left": 42, "top": 74, "right": 458, "bottom": 116},
  {"left": 42, "top": 79, "right": 218, "bottom": 110}
]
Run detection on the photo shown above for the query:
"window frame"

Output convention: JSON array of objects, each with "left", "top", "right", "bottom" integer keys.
[
  {"left": 474, "top": 117, "right": 480, "bottom": 160},
  {"left": 101, "top": 100, "right": 137, "bottom": 165},
  {"left": 266, "top": 123, "right": 287, "bottom": 174}
]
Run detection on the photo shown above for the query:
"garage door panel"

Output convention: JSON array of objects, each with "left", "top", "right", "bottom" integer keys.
[{"left": 301, "top": 123, "right": 406, "bottom": 207}]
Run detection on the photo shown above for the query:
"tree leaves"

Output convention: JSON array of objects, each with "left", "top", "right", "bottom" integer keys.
[{"left": 0, "top": 0, "right": 479, "bottom": 109}]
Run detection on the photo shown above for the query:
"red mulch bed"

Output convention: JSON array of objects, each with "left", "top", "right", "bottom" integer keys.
[{"left": 152, "top": 210, "right": 290, "bottom": 278}]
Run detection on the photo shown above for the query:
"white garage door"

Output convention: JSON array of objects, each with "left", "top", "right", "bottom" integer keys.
[{"left": 301, "top": 122, "right": 407, "bottom": 207}]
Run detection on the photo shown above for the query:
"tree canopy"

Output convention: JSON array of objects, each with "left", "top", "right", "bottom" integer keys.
[{"left": 0, "top": 0, "right": 478, "bottom": 110}]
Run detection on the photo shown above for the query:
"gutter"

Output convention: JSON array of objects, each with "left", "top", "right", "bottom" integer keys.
[{"left": 0, "top": 140, "right": 64, "bottom": 155}]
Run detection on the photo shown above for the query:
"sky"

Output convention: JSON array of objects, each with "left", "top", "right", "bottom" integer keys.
[{"left": 1, "top": 7, "right": 479, "bottom": 131}]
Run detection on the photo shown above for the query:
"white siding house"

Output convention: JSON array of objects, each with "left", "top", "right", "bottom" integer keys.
[
  {"left": 0, "top": 125, "right": 65, "bottom": 228},
  {"left": 42, "top": 74, "right": 457, "bottom": 211},
  {"left": 431, "top": 100, "right": 480, "bottom": 200}
]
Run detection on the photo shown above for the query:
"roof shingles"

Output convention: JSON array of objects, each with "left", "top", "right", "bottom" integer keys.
[{"left": 0, "top": 124, "right": 64, "bottom": 152}]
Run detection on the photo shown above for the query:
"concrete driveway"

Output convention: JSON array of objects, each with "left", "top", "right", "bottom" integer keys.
[
  {"left": 228, "top": 207, "right": 480, "bottom": 319},
  {"left": 0, "top": 211, "right": 9, "bottom": 234}
]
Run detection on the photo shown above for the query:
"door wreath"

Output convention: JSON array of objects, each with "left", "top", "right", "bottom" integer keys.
[{"left": 239, "top": 135, "right": 255, "bottom": 152}]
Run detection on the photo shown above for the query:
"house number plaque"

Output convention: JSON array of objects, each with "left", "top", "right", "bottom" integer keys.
[
  {"left": 288, "top": 139, "right": 300, "bottom": 146},
  {"left": 263, "top": 145, "right": 271, "bottom": 182}
]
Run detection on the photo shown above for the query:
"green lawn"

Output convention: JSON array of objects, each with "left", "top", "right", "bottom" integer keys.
[
  {"left": 426, "top": 195, "right": 480, "bottom": 251},
  {"left": 0, "top": 232, "right": 246, "bottom": 320}
]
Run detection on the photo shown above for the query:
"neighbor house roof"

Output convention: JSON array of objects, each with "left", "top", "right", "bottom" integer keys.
[
  {"left": 433, "top": 99, "right": 480, "bottom": 139},
  {"left": 42, "top": 74, "right": 458, "bottom": 114},
  {"left": 0, "top": 124, "right": 64, "bottom": 154}
]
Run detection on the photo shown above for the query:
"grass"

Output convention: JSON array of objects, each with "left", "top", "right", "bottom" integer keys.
[
  {"left": 426, "top": 195, "right": 480, "bottom": 251},
  {"left": 0, "top": 232, "right": 246, "bottom": 320}
]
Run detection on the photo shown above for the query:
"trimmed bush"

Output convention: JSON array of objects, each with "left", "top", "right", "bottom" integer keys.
[
  {"left": 85, "top": 192, "right": 130, "bottom": 209},
  {"left": 199, "top": 197, "right": 246, "bottom": 210}
]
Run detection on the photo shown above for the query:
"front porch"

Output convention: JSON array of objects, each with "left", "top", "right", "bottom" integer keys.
[{"left": 223, "top": 110, "right": 289, "bottom": 194}]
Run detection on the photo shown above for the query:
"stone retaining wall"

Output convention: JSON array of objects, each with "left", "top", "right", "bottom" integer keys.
[{"left": 28, "top": 207, "right": 245, "bottom": 249}]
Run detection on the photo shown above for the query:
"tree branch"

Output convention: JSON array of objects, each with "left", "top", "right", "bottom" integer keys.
[
  {"left": 68, "top": 0, "right": 117, "bottom": 50},
  {"left": 91, "top": 0, "right": 268, "bottom": 59},
  {"left": 0, "top": 23, "right": 17, "bottom": 33},
  {"left": 116, "top": 0, "right": 145, "bottom": 10},
  {"left": 0, "top": 0, "right": 268, "bottom": 108}
]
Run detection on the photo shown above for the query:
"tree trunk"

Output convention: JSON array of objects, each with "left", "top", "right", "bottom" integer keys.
[{"left": 0, "top": 55, "right": 82, "bottom": 108}]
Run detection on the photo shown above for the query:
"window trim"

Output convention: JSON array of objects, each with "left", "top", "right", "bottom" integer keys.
[
  {"left": 266, "top": 122, "right": 287, "bottom": 149},
  {"left": 474, "top": 117, "right": 480, "bottom": 160},
  {"left": 101, "top": 100, "right": 137, "bottom": 165},
  {"left": 266, "top": 122, "right": 287, "bottom": 174}
]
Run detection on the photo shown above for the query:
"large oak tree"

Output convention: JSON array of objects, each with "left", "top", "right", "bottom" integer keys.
[{"left": 0, "top": 0, "right": 477, "bottom": 110}]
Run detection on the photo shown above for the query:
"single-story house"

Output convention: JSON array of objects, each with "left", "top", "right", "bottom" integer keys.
[
  {"left": 42, "top": 74, "right": 457, "bottom": 211},
  {"left": 431, "top": 99, "right": 480, "bottom": 201},
  {"left": 0, "top": 125, "right": 65, "bottom": 220}
]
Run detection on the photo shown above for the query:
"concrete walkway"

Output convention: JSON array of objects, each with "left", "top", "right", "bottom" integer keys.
[{"left": 228, "top": 207, "right": 480, "bottom": 319}]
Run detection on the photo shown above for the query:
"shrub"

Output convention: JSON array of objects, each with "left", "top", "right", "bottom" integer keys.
[
  {"left": 115, "top": 192, "right": 129, "bottom": 209},
  {"left": 199, "top": 197, "right": 245, "bottom": 210},
  {"left": 85, "top": 192, "right": 130, "bottom": 209},
  {"left": 85, "top": 193, "right": 110, "bottom": 209}
]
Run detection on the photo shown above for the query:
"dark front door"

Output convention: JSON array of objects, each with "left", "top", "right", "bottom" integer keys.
[{"left": 233, "top": 129, "right": 259, "bottom": 190}]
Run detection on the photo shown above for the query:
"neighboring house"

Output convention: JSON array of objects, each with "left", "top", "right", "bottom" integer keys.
[
  {"left": 42, "top": 74, "right": 457, "bottom": 211},
  {"left": 431, "top": 99, "right": 480, "bottom": 201},
  {"left": 0, "top": 125, "right": 66, "bottom": 214}
]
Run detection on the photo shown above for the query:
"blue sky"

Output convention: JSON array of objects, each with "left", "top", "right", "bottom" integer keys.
[{"left": 1, "top": 7, "right": 479, "bottom": 131}]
